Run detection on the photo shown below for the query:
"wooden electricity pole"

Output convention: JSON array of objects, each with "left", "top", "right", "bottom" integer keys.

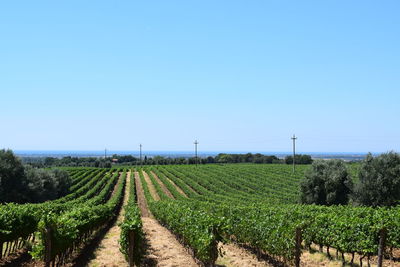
[
  {"left": 291, "top": 134, "right": 297, "bottom": 173},
  {"left": 140, "top": 144, "right": 142, "bottom": 166},
  {"left": 194, "top": 140, "right": 199, "bottom": 166}
]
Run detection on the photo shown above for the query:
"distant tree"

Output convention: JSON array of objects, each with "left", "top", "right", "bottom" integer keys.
[
  {"left": 44, "top": 157, "right": 56, "bottom": 166},
  {"left": 285, "top": 154, "right": 313, "bottom": 164},
  {"left": 52, "top": 169, "right": 71, "bottom": 196},
  {"left": 215, "top": 154, "right": 234, "bottom": 163},
  {"left": 0, "top": 149, "right": 28, "bottom": 203},
  {"left": 253, "top": 153, "right": 264, "bottom": 164},
  {"left": 103, "top": 161, "right": 112, "bottom": 168},
  {"left": 206, "top": 156, "right": 215, "bottom": 163},
  {"left": 300, "top": 159, "right": 353, "bottom": 205},
  {"left": 353, "top": 152, "right": 400, "bottom": 206},
  {"left": 25, "top": 167, "right": 71, "bottom": 203},
  {"left": 244, "top": 153, "right": 253, "bottom": 163}
]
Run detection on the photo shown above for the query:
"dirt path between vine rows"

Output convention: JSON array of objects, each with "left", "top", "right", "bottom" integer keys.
[
  {"left": 143, "top": 171, "right": 273, "bottom": 267},
  {"left": 149, "top": 171, "right": 175, "bottom": 199},
  {"left": 165, "top": 176, "right": 188, "bottom": 197},
  {"left": 134, "top": 171, "right": 199, "bottom": 266},
  {"left": 217, "top": 243, "right": 273, "bottom": 267},
  {"left": 86, "top": 171, "right": 131, "bottom": 267},
  {"left": 135, "top": 171, "right": 151, "bottom": 218},
  {"left": 142, "top": 170, "right": 160, "bottom": 201},
  {"left": 301, "top": 244, "right": 400, "bottom": 267}
]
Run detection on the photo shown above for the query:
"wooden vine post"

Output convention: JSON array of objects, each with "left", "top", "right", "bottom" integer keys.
[
  {"left": 377, "top": 228, "right": 387, "bottom": 267},
  {"left": 44, "top": 226, "right": 53, "bottom": 267},
  {"left": 128, "top": 230, "right": 135, "bottom": 267},
  {"left": 208, "top": 226, "right": 218, "bottom": 267},
  {"left": 295, "top": 227, "right": 302, "bottom": 267}
]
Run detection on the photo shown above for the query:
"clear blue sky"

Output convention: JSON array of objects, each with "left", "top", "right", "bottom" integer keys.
[{"left": 1, "top": 1, "right": 399, "bottom": 153}]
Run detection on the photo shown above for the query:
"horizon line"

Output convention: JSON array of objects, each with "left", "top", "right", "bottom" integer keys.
[{"left": 10, "top": 149, "right": 389, "bottom": 154}]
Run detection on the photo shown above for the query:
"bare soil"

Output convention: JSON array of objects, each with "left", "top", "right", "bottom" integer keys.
[
  {"left": 164, "top": 177, "right": 188, "bottom": 198},
  {"left": 86, "top": 171, "right": 131, "bottom": 267},
  {"left": 149, "top": 171, "right": 175, "bottom": 199},
  {"left": 135, "top": 171, "right": 199, "bottom": 266},
  {"left": 301, "top": 244, "right": 400, "bottom": 267},
  {"left": 135, "top": 171, "right": 151, "bottom": 218},
  {"left": 137, "top": 171, "right": 276, "bottom": 267},
  {"left": 141, "top": 217, "right": 199, "bottom": 267},
  {"left": 142, "top": 171, "right": 160, "bottom": 201},
  {"left": 217, "top": 243, "right": 273, "bottom": 267}
]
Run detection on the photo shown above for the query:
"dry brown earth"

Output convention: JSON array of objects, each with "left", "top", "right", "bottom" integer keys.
[
  {"left": 149, "top": 171, "right": 175, "bottom": 199},
  {"left": 86, "top": 171, "right": 131, "bottom": 267},
  {"left": 142, "top": 170, "right": 160, "bottom": 201},
  {"left": 135, "top": 171, "right": 199, "bottom": 266},
  {"left": 165, "top": 177, "right": 188, "bottom": 198}
]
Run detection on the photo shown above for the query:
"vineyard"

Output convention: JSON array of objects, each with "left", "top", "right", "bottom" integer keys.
[{"left": 0, "top": 164, "right": 399, "bottom": 266}]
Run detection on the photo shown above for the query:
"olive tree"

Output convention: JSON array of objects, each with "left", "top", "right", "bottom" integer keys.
[
  {"left": 300, "top": 159, "right": 353, "bottom": 205},
  {"left": 353, "top": 152, "right": 400, "bottom": 206},
  {"left": 0, "top": 149, "right": 71, "bottom": 203},
  {"left": 0, "top": 149, "right": 28, "bottom": 203},
  {"left": 25, "top": 167, "right": 71, "bottom": 203}
]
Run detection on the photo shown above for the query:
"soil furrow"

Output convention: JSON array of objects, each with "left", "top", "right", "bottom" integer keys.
[
  {"left": 150, "top": 171, "right": 175, "bottom": 199},
  {"left": 134, "top": 171, "right": 199, "bottom": 267},
  {"left": 165, "top": 177, "right": 188, "bottom": 198},
  {"left": 142, "top": 170, "right": 160, "bottom": 201},
  {"left": 217, "top": 243, "right": 273, "bottom": 267},
  {"left": 86, "top": 171, "right": 130, "bottom": 267},
  {"left": 135, "top": 171, "right": 150, "bottom": 218}
]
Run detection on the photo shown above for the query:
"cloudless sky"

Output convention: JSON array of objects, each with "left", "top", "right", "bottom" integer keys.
[{"left": 1, "top": 1, "right": 399, "bottom": 153}]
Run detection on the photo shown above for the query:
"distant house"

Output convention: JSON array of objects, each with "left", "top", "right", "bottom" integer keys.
[{"left": 112, "top": 158, "right": 119, "bottom": 163}]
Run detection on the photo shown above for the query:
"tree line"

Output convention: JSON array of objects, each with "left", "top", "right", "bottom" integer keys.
[
  {"left": 300, "top": 151, "right": 400, "bottom": 207},
  {"left": 0, "top": 149, "right": 71, "bottom": 203},
  {"left": 23, "top": 153, "right": 313, "bottom": 167}
]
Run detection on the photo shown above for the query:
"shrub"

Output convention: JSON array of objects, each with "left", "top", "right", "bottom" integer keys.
[
  {"left": 300, "top": 159, "right": 352, "bottom": 205},
  {"left": 353, "top": 152, "right": 400, "bottom": 206}
]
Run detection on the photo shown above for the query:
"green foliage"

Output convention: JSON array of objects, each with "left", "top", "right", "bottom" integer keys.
[
  {"left": 300, "top": 160, "right": 353, "bottom": 205},
  {"left": 149, "top": 164, "right": 400, "bottom": 262},
  {"left": 215, "top": 153, "right": 281, "bottom": 164},
  {"left": 0, "top": 203, "right": 38, "bottom": 242},
  {"left": 0, "top": 149, "right": 28, "bottom": 203},
  {"left": 0, "top": 169, "right": 117, "bottom": 245},
  {"left": 149, "top": 200, "right": 223, "bottom": 264},
  {"left": 0, "top": 149, "right": 73, "bottom": 204},
  {"left": 285, "top": 154, "right": 313, "bottom": 164},
  {"left": 354, "top": 152, "right": 400, "bottom": 206},
  {"left": 25, "top": 167, "right": 72, "bottom": 203},
  {"left": 5, "top": 162, "right": 400, "bottom": 266},
  {"left": 33, "top": 171, "right": 126, "bottom": 261},
  {"left": 209, "top": 202, "right": 302, "bottom": 262},
  {"left": 119, "top": 171, "right": 143, "bottom": 266}
]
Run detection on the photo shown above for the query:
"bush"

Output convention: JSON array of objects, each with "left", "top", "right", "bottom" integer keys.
[
  {"left": 0, "top": 149, "right": 28, "bottom": 203},
  {"left": 285, "top": 154, "right": 313, "bottom": 164},
  {"left": 25, "top": 167, "right": 71, "bottom": 203},
  {"left": 0, "top": 149, "right": 71, "bottom": 203},
  {"left": 300, "top": 159, "right": 353, "bottom": 205},
  {"left": 353, "top": 152, "right": 400, "bottom": 206}
]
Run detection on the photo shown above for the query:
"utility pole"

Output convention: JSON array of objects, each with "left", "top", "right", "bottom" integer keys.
[
  {"left": 139, "top": 144, "right": 142, "bottom": 166},
  {"left": 194, "top": 140, "right": 199, "bottom": 167},
  {"left": 291, "top": 134, "right": 297, "bottom": 173}
]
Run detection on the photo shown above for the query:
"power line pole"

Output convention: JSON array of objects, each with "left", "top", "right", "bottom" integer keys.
[
  {"left": 139, "top": 144, "right": 142, "bottom": 166},
  {"left": 194, "top": 140, "right": 199, "bottom": 166},
  {"left": 291, "top": 134, "right": 297, "bottom": 173}
]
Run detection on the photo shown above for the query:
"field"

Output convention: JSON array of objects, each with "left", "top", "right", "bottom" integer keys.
[{"left": 1, "top": 164, "right": 399, "bottom": 267}]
